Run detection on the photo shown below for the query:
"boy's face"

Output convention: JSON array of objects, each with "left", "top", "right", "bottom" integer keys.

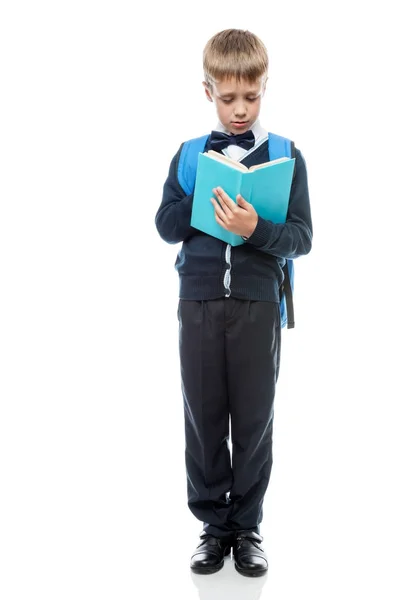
[{"left": 203, "top": 76, "right": 267, "bottom": 135}]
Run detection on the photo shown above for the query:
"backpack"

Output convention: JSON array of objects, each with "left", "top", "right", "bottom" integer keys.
[{"left": 177, "top": 132, "right": 295, "bottom": 329}]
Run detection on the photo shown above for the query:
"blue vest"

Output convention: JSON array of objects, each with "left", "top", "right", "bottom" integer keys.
[{"left": 177, "top": 132, "right": 295, "bottom": 329}]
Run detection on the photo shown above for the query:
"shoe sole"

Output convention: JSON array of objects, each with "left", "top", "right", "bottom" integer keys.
[{"left": 190, "top": 546, "right": 231, "bottom": 575}]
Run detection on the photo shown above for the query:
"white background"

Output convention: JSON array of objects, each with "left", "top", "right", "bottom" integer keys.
[{"left": 1, "top": 1, "right": 399, "bottom": 598}]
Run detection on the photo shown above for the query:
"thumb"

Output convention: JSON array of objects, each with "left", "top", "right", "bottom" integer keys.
[{"left": 236, "top": 194, "right": 248, "bottom": 206}]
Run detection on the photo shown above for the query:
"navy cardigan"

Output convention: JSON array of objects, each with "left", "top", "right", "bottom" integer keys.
[{"left": 155, "top": 137, "right": 313, "bottom": 302}]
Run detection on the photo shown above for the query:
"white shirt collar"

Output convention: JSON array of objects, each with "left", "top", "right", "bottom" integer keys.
[{"left": 213, "top": 119, "right": 268, "bottom": 160}]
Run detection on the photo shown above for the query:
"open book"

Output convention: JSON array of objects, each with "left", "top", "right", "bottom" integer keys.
[
  {"left": 190, "top": 150, "right": 295, "bottom": 246},
  {"left": 205, "top": 149, "right": 291, "bottom": 171}
]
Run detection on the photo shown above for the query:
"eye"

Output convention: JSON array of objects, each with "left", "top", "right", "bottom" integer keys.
[
  {"left": 247, "top": 97, "right": 257, "bottom": 102},
  {"left": 221, "top": 99, "right": 233, "bottom": 104}
]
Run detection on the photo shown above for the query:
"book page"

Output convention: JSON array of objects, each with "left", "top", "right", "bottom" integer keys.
[
  {"left": 204, "top": 150, "right": 248, "bottom": 172},
  {"left": 249, "top": 157, "right": 290, "bottom": 172}
]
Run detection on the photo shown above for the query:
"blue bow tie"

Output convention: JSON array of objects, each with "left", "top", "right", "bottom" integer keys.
[{"left": 209, "top": 129, "right": 255, "bottom": 152}]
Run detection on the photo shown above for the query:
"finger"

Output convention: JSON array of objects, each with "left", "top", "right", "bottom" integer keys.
[
  {"left": 211, "top": 198, "right": 227, "bottom": 222},
  {"left": 215, "top": 214, "right": 228, "bottom": 230},
  {"left": 237, "top": 194, "right": 251, "bottom": 210},
  {"left": 213, "top": 187, "right": 235, "bottom": 211},
  {"left": 237, "top": 195, "right": 256, "bottom": 217}
]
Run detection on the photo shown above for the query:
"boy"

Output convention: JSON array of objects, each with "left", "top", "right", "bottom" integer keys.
[{"left": 155, "top": 29, "right": 312, "bottom": 577}]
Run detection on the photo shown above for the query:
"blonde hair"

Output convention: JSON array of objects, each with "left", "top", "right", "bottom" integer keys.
[{"left": 203, "top": 29, "right": 268, "bottom": 87}]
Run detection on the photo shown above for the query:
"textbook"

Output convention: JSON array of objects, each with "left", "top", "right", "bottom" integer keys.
[{"left": 190, "top": 150, "right": 295, "bottom": 246}]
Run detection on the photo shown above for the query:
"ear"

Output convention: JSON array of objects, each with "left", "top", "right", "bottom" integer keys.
[{"left": 203, "top": 81, "right": 213, "bottom": 103}]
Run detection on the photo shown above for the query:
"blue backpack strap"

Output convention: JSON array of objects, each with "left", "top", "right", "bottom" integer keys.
[
  {"left": 268, "top": 132, "right": 296, "bottom": 329},
  {"left": 268, "top": 132, "right": 294, "bottom": 161},
  {"left": 280, "top": 261, "right": 295, "bottom": 329},
  {"left": 177, "top": 134, "right": 209, "bottom": 195}
]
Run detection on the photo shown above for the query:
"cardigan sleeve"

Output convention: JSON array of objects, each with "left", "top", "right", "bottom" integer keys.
[
  {"left": 155, "top": 146, "right": 198, "bottom": 244},
  {"left": 244, "top": 148, "right": 313, "bottom": 259}
]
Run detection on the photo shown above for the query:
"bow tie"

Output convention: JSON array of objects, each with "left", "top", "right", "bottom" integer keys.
[{"left": 209, "top": 129, "right": 255, "bottom": 152}]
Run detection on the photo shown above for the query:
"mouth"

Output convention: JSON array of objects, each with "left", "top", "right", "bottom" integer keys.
[{"left": 231, "top": 121, "right": 249, "bottom": 129}]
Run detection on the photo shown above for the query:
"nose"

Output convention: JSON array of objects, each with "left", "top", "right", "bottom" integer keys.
[{"left": 233, "top": 101, "right": 247, "bottom": 118}]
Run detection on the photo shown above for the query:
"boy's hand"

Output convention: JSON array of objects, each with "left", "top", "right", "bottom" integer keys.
[{"left": 211, "top": 187, "right": 258, "bottom": 238}]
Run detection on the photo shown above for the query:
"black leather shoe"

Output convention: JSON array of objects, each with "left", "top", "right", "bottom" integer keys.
[
  {"left": 233, "top": 530, "right": 268, "bottom": 577},
  {"left": 190, "top": 531, "right": 232, "bottom": 574}
]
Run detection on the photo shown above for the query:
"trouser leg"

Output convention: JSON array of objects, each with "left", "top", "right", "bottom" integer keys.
[
  {"left": 178, "top": 299, "right": 233, "bottom": 538},
  {"left": 225, "top": 299, "right": 281, "bottom": 532}
]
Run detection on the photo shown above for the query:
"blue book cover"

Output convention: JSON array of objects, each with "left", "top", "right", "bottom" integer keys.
[{"left": 190, "top": 151, "right": 295, "bottom": 246}]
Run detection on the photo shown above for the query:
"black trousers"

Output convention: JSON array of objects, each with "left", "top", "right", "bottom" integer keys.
[{"left": 178, "top": 297, "right": 281, "bottom": 539}]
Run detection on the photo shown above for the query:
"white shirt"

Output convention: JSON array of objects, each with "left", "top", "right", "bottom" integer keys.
[{"left": 213, "top": 119, "right": 269, "bottom": 161}]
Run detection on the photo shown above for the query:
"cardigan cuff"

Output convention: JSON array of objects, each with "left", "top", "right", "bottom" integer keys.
[{"left": 246, "top": 217, "right": 273, "bottom": 247}]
